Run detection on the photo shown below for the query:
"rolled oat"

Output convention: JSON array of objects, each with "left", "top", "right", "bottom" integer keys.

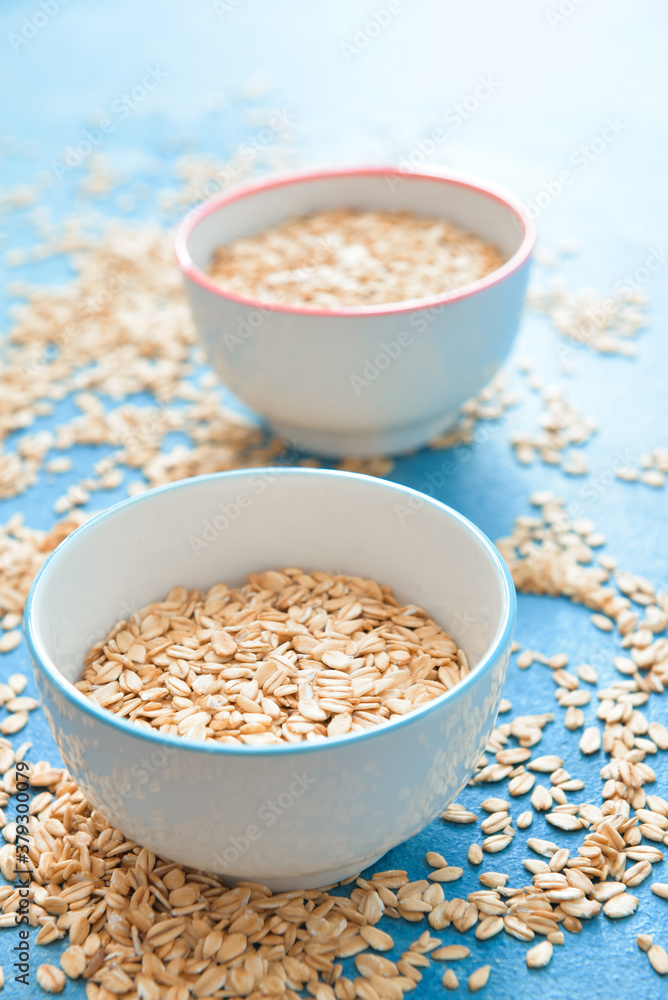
[
  {"left": 77, "top": 570, "right": 468, "bottom": 744},
  {"left": 209, "top": 209, "right": 505, "bottom": 308}
]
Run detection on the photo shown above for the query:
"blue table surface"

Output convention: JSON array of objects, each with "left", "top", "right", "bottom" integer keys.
[{"left": 1, "top": 1, "right": 667, "bottom": 997}]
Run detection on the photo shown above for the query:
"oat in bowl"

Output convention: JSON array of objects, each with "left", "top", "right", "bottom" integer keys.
[
  {"left": 76, "top": 570, "right": 470, "bottom": 746},
  {"left": 26, "top": 468, "right": 515, "bottom": 888},
  {"left": 176, "top": 167, "right": 536, "bottom": 458},
  {"left": 208, "top": 208, "right": 506, "bottom": 308}
]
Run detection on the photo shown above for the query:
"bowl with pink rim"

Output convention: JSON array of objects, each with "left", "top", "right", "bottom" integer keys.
[
  {"left": 25, "top": 468, "right": 515, "bottom": 890},
  {"left": 175, "top": 166, "right": 535, "bottom": 458}
]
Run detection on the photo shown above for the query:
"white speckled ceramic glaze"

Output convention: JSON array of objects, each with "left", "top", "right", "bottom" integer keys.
[
  {"left": 175, "top": 167, "right": 535, "bottom": 457},
  {"left": 26, "top": 469, "right": 515, "bottom": 890}
]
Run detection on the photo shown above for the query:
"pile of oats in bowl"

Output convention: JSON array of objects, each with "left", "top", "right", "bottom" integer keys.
[
  {"left": 76, "top": 569, "right": 468, "bottom": 744},
  {"left": 208, "top": 209, "right": 505, "bottom": 308}
]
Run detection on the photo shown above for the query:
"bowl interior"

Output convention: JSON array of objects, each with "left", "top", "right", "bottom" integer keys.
[
  {"left": 183, "top": 170, "right": 527, "bottom": 285},
  {"left": 28, "top": 471, "right": 512, "bottom": 700}
]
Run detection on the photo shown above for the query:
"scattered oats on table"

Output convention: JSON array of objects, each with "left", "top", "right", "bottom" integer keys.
[
  {"left": 510, "top": 376, "right": 597, "bottom": 472},
  {"left": 528, "top": 280, "right": 647, "bottom": 355}
]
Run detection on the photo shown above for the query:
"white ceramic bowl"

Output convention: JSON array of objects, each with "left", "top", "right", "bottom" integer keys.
[
  {"left": 26, "top": 469, "right": 515, "bottom": 890},
  {"left": 176, "top": 167, "right": 535, "bottom": 458}
]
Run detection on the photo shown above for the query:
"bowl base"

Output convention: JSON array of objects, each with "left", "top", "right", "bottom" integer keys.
[
  {"left": 211, "top": 852, "right": 386, "bottom": 892},
  {"left": 271, "top": 411, "right": 457, "bottom": 458}
]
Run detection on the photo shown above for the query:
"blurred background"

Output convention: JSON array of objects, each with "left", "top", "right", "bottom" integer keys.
[{"left": 1, "top": 0, "right": 664, "bottom": 255}]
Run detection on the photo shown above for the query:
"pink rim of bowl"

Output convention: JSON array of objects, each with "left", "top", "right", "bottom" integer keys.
[{"left": 174, "top": 165, "right": 537, "bottom": 318}]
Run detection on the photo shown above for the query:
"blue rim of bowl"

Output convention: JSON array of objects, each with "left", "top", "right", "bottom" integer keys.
[{"left": 24, "top": 468, "right": 517, "bottom": 757}]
